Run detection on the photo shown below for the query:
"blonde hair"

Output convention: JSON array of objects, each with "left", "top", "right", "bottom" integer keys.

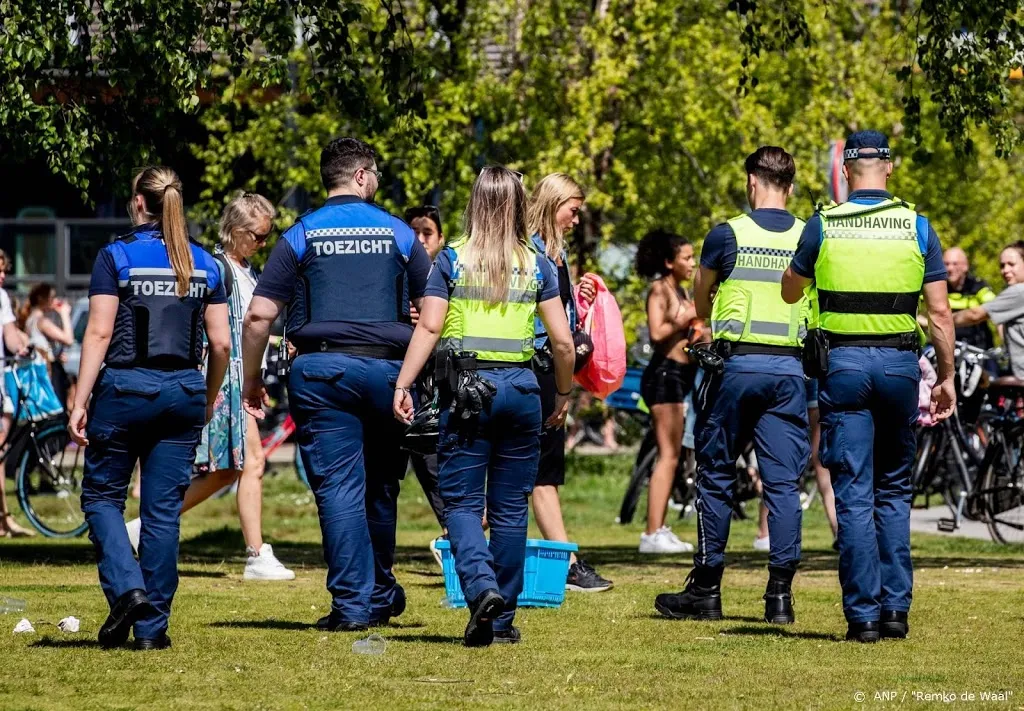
[
  {"left": 219, "top": 192, "right": 276, "bottom": 253},
  {"left": 459, "top": 167, "right": 531, "bottom": 304},
  {"left": 526, "top": 173, "right": 585, "bottom": 261},
  {"left": 131, "top": 167, "right": 193, "bottom": 297}
]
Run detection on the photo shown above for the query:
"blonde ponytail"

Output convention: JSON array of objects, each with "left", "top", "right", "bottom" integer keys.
[{"left": 132, "top": 166, "right": 194, "bottom": 297}]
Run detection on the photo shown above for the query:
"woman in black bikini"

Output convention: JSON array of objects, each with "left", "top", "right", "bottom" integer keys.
[{"left": 636, "top": 230, "right": 699, "bottom": 554}]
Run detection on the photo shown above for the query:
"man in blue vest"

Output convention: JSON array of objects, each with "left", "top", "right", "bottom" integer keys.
[
  {"left": 781, "top": 130, "right": 956, "bottom": 643},
  {"left": 241, "top": 137, "right": 432, "bottom": 631}
]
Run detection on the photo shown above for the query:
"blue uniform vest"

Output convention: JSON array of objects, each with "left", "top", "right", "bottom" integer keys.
[
  {"left": 284, "top": 201, "right": 414, "bottom": 340},
  {"left": 104, "top": 228, "right": 220, "bottom": 368}
]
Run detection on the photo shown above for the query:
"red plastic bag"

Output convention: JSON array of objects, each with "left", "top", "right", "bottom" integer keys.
[{"left": 574, "top": 274, "right": 626, "bottom": 398}]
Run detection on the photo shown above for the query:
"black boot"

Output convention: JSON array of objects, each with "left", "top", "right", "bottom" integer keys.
[
  {"left": 763, "top": 567, "right": 795, "bottom": 625},
  {"left": 846, "top": 621, "right": 880, "bottom": 643},
  {"left": 654, "top": 566, "right": 724, "bottom": 620},
  {"left": 880, "top": 610, "right": 909, "bottom": 639},
  {"left": 464, "top": 589, "right": 504, "bottom": 647},
  {"left": 99, "top": 589, "right": 155, "bottom": 649}
]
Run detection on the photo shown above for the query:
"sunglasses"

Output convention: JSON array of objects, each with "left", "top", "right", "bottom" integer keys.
[{"left": 247, "top": 228, "right": 272, "bottom": 243}]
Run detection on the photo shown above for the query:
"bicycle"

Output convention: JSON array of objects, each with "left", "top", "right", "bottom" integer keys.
[
  {"left": 2, "top": 351, "right": 87, "bottom": 538},
  {"left": 912, "top": 343, "right": 998, "bottom": 522},
  {"left": 944, "top": 375, "right": 1024, "bottom": 544}
]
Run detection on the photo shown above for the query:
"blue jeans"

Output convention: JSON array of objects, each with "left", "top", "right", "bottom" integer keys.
[
  {"left": 819, "top": 347, "right": 919, "bottom": 623},
  {"left": 694, "top": 360, "right": 809, "bottom": 571},
  {"left": 288, "top": 353, "right": 406, "bottom": 625},
  {"left": 81, "top": 367, "right": 206, "bottom": 640},
  {"left": 438, "top": 367, "right": 541, "bottom": 631}
]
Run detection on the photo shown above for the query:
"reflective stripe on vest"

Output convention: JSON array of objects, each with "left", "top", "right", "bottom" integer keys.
[
  {"left": 815, "top": 198, "right": 924, "bottom": 336},
  {"left": 710, "top": 214, "right": 808, "bottom": 347},
  {"left": 439, "top": 242, "right": 540, "bottom": 362}
]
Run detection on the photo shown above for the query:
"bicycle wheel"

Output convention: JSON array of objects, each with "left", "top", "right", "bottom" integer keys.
[
  {"left": 15, "top": 421, "right": 88, "bottom": 538},
  {"left": 981, "top": 438, "right": 1024, "bottom": 545},
  {"left": 911, "top": 427, "right": 938, "bottom": 500},
  {"left": 618, "top": 430, "right": 657, "bottom": 524}
]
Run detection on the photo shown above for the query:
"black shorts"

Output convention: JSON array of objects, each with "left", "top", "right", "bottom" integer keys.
[
  {"left": 535, "top": 368, "right": 566, "bottom": 487},
  {"left": 641, "top": 355, "right": 697, "bottom": 406}
]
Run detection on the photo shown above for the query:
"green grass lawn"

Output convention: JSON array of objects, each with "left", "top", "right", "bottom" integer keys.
[{"left": 1, "top": 453, "right": 1022, "bottom": 710}]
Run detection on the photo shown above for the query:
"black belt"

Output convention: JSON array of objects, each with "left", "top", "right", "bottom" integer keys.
[
  {"left": 300, "top": 343, "right": 407, "bottom": 360},
  {"left": 715, "top": 341, "right": 802, "bottom": 358},
  {"left": 825, "top": 332, "right": 919, "bottom": 351}
]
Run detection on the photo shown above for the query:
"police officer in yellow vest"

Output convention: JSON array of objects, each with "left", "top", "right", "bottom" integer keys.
[
  {"left": 781, "top": 130, "right": 956, "bottom": 643},
  {"left": 655, "top": 147, "right": 811, "bottom": 625},
  {"left": 394, "top": 167, "right": 575, "bottom": 647}
]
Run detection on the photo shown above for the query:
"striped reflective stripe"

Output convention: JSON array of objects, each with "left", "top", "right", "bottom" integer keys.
[
  {"left": 440, "top": 336, "right": 532, "bottom": 353},
  {"left": 451, "top": 285, "right": 536, "bottom": 304},
  {"left": 305, "top": 227, "right": 395, "bottom": 239},
  {"left": 712, "top": 319, "right": 791, "bottom": 337},
  {"left": 728, "top": 267, "right": 784, "bottom": 283}
]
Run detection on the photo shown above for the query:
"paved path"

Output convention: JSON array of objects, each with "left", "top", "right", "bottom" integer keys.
[{"left": 909, "top": 506, "right": 992, "bottom": 540}]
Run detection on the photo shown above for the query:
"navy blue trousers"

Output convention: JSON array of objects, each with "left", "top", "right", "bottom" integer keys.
[
  {"left": 694, "top": 360, "right": 809, "bottom": 571},
  {"left": 288, "top": 353, "right": 407, "bottom": 626},
  {"left": 819, "top": 347, "right": 919, "bottom": 623},
  {"left": 438, "top": 367, "right": 541, "bottom": 631},
  {"left": 81, "top": 367, "right": 206, "bottom": 640}
]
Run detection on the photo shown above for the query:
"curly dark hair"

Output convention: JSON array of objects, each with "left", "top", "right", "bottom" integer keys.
[{"left": 635, "top": 229, "right": 690, "bottom": 279}]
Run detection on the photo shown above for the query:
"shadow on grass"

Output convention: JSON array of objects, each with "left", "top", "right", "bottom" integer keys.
[
  {"left": 209, "top": 619, "right": 314, "bottom": 631},
  {"left": 30, "top": 638, "right": 104, "bottom": 649},
  {"left": 8, "top": 536, "right": 1019, "bottom": 574},
  {"left": 179, "top": 569, "right": 227, "bottom": 578},
  {"left": 720, "top": 625, "right": 839, "bottom": 641}
]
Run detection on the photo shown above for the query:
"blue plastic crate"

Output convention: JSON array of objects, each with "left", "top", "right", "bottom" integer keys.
[{"left": 434, "top": 538, "right": 578, "bottom": 608}]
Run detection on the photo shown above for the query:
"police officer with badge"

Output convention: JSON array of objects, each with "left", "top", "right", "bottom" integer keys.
[
  {"left": 655, "top": 146, "right": 810, "bottom": 625},
  {"left": 394, "top": 167, "right": 574, "bottom": 646},
  {"left": 781, "top": 130, "right": 956, "bottom": 643},
  {"left": 70, "top": 166, "right": 231, "bottom": 650},
  {"left": 241, "top": 138, "right": 432, "bottom": 631}
]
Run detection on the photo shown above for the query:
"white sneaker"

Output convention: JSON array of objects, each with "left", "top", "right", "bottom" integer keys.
[
  {"left": 125, "top": 518, "right": 141, "bottom": 555},
  {"left": 429, "top": 536, "right": 445, "bottom": 569},
  {"left": 243, "top": 543, "right": 296, "bottom": 581},
  {"left": 753, "top": 535, "right": 771, "bottom": 552},
  {"left": 639, "top": 526, "right": 695, "bottom": 554}
]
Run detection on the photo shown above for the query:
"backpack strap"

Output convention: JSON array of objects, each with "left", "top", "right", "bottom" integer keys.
[{"left": 214, "top": 253, "right": 234, "bottom": 298}]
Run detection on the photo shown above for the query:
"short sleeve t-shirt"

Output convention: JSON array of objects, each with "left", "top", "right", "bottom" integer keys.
[
  {"left": 424, "top": 248, "right": 560, "bottom": 302},
  {"left": 789, "top": 190, "right": 946, "bottom": 283},
  {"left": 699, "top": 208, "right": 804, "bottom": 377},
  {"left": 983, "top": 284, "right": 1024, "bottom": 379}
]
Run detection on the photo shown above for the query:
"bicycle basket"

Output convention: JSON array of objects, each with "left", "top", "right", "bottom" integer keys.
[{"left": 4, "top": 355, "right": 64, "bottom": 422}]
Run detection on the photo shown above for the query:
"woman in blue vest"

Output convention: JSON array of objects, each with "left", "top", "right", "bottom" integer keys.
[
  {"left": 393, "top": 166, "right": 575, "bottom": 646},
  {"left": 526, "top": 173, "right": 612, "bottom": 592},
  {"left": 69, "top": 166, "right": 231, "bottom": 650},
  {"left": 124, "top": 192, "right": 295, "bottom": 582}
]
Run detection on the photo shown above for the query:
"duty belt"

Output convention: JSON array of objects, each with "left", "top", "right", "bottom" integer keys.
[
  {"left": 300, "top": 343, "right": 407, "bottom": 360},
  {"left": 713, "top": 341, "right": 802, "bottom": 358},
  {"left": 825, "top": 332, "right": 919, "bottom": 351}
]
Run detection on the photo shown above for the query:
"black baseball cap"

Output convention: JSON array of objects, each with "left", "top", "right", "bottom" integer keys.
[{"left": 843, "top": 130, "right": 891, "bottom": 161}]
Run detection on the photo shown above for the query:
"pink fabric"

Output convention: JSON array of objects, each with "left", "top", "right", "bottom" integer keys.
[
  {"left": 918, "top": 355, "right": 939, "bottom": 427},
  {"left": 574, "top": 274, "right": 626, "bottom": 398}
]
